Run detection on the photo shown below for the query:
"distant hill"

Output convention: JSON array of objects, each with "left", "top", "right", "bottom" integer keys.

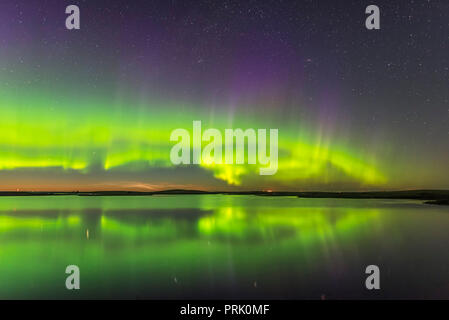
[{"left": 0, "top": 189, "right": 448, "bottom": 203}]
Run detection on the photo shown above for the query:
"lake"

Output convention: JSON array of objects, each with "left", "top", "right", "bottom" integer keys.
[{"left": 0, "top": 195, "right": 448, "bottom": 299}]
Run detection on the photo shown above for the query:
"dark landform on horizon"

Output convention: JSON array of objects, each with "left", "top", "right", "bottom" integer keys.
[
  {"left": 424, "top": 199, "right": 449, "bottom": 205},
  {"left": 0, "top": 189, "right": 448, "bottom": 204}
]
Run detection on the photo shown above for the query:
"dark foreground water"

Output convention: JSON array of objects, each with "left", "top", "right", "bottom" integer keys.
[{"left": 0, "top": 195, "right": 448, "bottom": 299}]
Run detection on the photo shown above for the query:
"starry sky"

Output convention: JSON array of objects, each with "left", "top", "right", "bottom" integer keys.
[{"left": 0, "top": 0, "right": 448, "bottom": 191}]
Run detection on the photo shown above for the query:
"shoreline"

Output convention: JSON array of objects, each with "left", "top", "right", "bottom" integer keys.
[{"left": 0, "top": 189, "right": 448, "bottom": 204}]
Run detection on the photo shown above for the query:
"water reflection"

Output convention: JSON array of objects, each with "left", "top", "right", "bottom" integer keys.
[
  {"left": 0, "top": 204, "right": 380, "bottom": 245},
  {"left": 0, "top": 195, "right": 448, "bottom": 299}
]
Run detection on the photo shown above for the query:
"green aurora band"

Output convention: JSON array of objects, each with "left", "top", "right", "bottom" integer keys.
[{"left": 0, "top": 85, "right": 386, "bottom": 190}]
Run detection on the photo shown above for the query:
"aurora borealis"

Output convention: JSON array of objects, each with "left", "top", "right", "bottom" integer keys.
[{"left": 1, "top": 0, "right": 448, "bottom": 191}]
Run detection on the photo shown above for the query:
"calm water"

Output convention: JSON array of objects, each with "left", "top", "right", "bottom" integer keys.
[{"left": 0, "top": 195, "right": 448, "bottom": 299}]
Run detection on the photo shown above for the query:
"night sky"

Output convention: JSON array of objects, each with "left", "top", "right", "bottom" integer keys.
[{"left": 0, "top": 0, "right": 448, "bottom": 191}]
